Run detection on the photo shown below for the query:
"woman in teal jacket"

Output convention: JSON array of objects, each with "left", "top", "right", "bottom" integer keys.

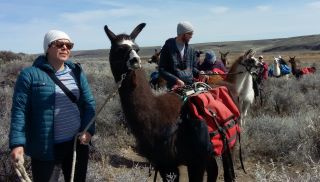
[{"left": 9, "top": 30, "right": 96, "bottom": 182}]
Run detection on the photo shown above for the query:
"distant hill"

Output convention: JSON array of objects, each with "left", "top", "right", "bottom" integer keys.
[{"left": 71, "top": 34, "right": 320, "bottom": 59}]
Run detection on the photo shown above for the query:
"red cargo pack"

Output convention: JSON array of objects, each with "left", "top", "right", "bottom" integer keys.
[{"left": 186, "top": 86, "right": 241, "bottom": 156}]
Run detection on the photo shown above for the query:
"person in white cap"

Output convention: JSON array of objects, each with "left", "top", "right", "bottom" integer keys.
[
  {"left": 159, "top": 21, "right": 205, "bottom": 89},
  {"left": 9, "top": 30, "right": 96, "bottom": 182},
  {"left": 157, "top": 22, "right": 216, "bottom": 181}
]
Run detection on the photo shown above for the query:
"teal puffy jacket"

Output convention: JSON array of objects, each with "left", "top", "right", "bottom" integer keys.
[{"left": 9, "top": 56, "right": 96, "bottom": 160}]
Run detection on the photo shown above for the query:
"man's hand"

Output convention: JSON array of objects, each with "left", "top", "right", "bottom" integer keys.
[
  {"left": 79, "top": 132, "right": 92, "bottom": 145},
  {"left": 198, "top": 71, "right": 209, "bottom": 82},
  {"left": 176, "top": 79, "right": 185, "bottom": 87}
]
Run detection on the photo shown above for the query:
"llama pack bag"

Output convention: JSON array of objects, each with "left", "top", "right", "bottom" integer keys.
[{"left": 186, "top": 86, "right": 241, "bottom": 156}]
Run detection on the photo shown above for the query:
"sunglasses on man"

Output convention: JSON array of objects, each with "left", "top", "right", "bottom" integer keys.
[{"left": 49, "top": 40, "right": 74, "bottom": 50}]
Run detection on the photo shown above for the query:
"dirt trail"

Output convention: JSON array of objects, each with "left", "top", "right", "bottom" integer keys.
[{"left": 118, "top": 147, "right": 256, "bottom": 182}]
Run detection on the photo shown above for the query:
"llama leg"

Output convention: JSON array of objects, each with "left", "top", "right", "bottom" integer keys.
[
  {"left": 187, "top": 161, "right": 206, "bottom": 182},
  {"left": 206, "top": 157, "right": 218, "bottom": 182},
  {"left": 222, "top": 150, "right": 236, "bottom": 182},
  {"left": 240, "top": 100, "right": 251, "bottom": 126},
  {"left": 158, "top": 166, "right": 179, "bottom": 182}
]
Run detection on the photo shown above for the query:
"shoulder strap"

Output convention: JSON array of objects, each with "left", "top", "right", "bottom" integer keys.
[
  {"left": 45, "top": 68, "right": 78, "bottom": 103},
  {"left": 72, "top": 63, "right": 82, "bottom": 88}
]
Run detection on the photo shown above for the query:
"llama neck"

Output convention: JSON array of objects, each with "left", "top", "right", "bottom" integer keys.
[
  {"left": 225, "top": 65, "right": 252, "bottom": 95},
  {"left": 290, "top": 62, "right": 298, "bottom": 74},
  {"left": 221, "top": 58, "right": 227, "bottom": 66},
  {"left": 116, "top": 69, "right": 182, "bottom": 156},
  {"left": 274, "top": 62, "right": 281, "bottom": 76},
  {"left": 118, "top": 69, "right": 154, "bottom": 113},
  {"left": 118, "top": 69, "right": 155, "bottom": 139},
  {"left": 233, "top": 67, "right": 252, "bottom": 94}
]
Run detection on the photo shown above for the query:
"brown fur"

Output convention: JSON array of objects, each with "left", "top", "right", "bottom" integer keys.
[
  {"left": 225, "top": 55, "right": 243, "bottom": 84},
  {"left": 219, "top": 51, "right": 230, "bottom": 67},
  {"left": 148, "top": 49, "right": 161, "bottom": 64},
  {"left": 288, "top": 56, "right": 316, "bottom": 79},
  {"left": 288, "top": 56, "right": 301, "bottom": 78}
]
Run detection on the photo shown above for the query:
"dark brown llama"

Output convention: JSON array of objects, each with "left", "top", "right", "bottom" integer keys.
[
  {"left": 148, "top": 49, "right": 161, "bottom": 64},
  {"left": 219, "top": 51, "right": 230, "bottom": 67},
  {"left": 289, "top": 56, "right": 316, "bottom": 79},
  {"left": 148, "top": 49, "right": 166, "bottom": 89},
  {"left": 104, "top": 23, "right": 235, "bottom": 182}
]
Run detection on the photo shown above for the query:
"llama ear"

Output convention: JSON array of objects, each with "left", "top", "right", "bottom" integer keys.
[
  {"left": 244, "top": 48, "right": 255, "bottom": 58},
  {"left": 130, "top": 23, "right": 146, "bottom": 40},
  {"left": 104, "top": 25, "right": 117, "bottom": 42}
]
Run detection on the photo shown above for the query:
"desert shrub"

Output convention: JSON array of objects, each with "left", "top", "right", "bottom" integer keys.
[
  {"left": 0, "top": 51, "right": 22, "bottom": 63},
  {"left": 251, "top": 68, "right": 320, "bottom": 117},
  {"left": 245, "top": 115, "right": 300, "bottom": 159},
  {"left": 245, "top": 110, "right": 320, "bottom": 163},
  {"left": 0, "top": 60, "right": 30, "bottom": 77},
  {"left": 1, "top": 55, "right": 319, "bottom": 181},
  {"left": 254, "top": 158, "right": 320, "bottom": 182},
  {"left": 93, "top": 96, "right": 135, "bottom": 156},
  {"left": 245, "top": 68, "right": 320, "bottom": 167},
  {"left": 0, "top": 86, "right": 12, "bottom": 119}
]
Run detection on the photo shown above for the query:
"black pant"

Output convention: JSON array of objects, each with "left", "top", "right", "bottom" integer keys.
[{"left": 31, "top": 140, "right": 89, "bottom": 182}]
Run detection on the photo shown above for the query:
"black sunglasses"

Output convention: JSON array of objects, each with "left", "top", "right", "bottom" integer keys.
[{"left": 50, "top": 40, "right": 74, "bottom": 50}]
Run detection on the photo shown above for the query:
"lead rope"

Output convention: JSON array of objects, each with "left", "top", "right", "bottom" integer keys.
[
  {"left": 70, "top": 73, "right": 127, "bottom": 182},
  {"left": 14, "top": 156, "right": 31, "bottom": 182}
]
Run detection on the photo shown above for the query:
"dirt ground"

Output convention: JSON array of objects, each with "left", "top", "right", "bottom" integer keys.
[{"left": 114, "top": 147, "right": 257, "bottom": 182}]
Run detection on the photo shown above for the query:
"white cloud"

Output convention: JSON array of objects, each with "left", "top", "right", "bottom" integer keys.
[
  {"left": 2, "top": 1, "right": 320, "bottom": 54},
  {"left": 86, "top": 0, "right": 124, "bottom": 7},
  {"left": 209, "top": 6, "right": 229, "bottom": 14},
  {"left": 306, "top": 1, "right": 320, "bottom": 9},
  {"left": 61, "top": 8, "right": 138, "bottom": 24},
  {"left": 256, "top": 5, "right": 271, "bottom": 12}
]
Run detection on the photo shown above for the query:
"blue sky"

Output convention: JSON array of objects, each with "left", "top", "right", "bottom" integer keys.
[{"left": 1, "top": 0, "right": 320, "bottom": 54}]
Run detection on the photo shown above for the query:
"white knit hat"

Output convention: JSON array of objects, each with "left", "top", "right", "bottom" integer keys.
[
  {"left": 43, "top": 30, "right": 72, "bottom": 54},
  {"left": 177, "top": 21, "right": 194, "bottom": 35}
]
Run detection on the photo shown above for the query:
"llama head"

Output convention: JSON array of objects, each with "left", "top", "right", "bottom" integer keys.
[
  {"left": 219, "top": 50, "right": 230, "bottom": 66},
  {"left": 274, "top": 57, "right": 280, "bottom": 64},
  {"left": 289, "top": 56, "right": 296, "bottom": 64},
  {"left": 104, "top": 23, "right": 146, "bottom": 82},
  {"left": 148, "top": 49, "right": 161, "bottom": 64},
  {"left": 242, "top": 48, "right": 262, "bottom": 68}
]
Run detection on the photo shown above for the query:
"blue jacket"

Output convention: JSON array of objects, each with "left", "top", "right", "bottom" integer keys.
[
  {"left": 9, "top": 55, "right": 96, "bottom": 160},
  {"left": 159, "top": 38, "right": 199, "bottom": 88}
]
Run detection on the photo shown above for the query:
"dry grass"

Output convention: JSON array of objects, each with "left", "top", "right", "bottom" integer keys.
[{"left": 0, "top": 50, "right": 319, "bottom": 181}]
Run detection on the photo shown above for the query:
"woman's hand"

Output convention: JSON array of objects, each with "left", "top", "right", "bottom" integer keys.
[
  {"left": 79, "top": 132, "right": 92, "bottom": 145},
  {"left": 11, "top": 146, "right": 24, "bottom": 162}
]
